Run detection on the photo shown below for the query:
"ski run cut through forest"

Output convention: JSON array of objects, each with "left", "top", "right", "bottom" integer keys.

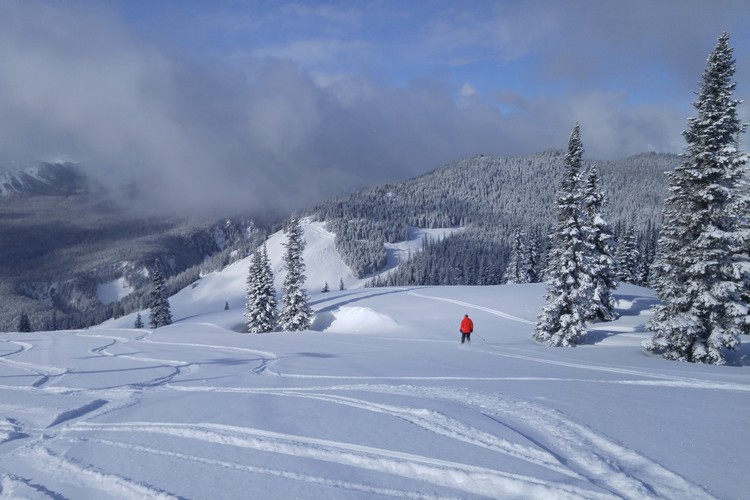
[{"left": 1, "top": 220, "right": 748, "bottom": 499}]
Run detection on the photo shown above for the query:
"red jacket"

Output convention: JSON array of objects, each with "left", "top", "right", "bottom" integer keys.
[{"left": 460, "top": 316, "right": 473, "bottom": 334}]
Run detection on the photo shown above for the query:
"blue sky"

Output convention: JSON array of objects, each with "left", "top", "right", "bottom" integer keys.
[
  {"left": 0, "top": 0, "right": 748, "bottom": 215},
  {"left": 114, "top": 0, "right": 748, "bottom": 104}
]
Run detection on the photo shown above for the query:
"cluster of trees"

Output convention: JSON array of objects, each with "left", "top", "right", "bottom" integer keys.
[
  {"left": 503, "top": 227, "right": 540, "bottom": 284},
  {"left": 315, "top": 148, "right": 675, "bottom": 289},
  {"left": 534, "top": 126, "right": 620, "bottom": 346},
  {"left": 644, "top": 33, "right": 749, "bottom": 365},
  {"left": 325, "top": 218, "right": 388, "bottom": 278},
  {"left": 531, "top": 33, "right": 749, "bottom": 364},
  {"left": 368, "top": 230, "right": 509, "bottom": 287},
  {"left": 244, "top": 215, "right": 313, "bottom": 333}
]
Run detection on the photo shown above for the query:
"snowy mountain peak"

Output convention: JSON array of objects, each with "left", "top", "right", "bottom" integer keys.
[{"left": 0, "top": 161, "right": 86, "bottom": 197}]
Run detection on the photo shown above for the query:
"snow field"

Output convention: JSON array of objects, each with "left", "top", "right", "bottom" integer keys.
[{"left": 1, "top": 219, "right": 748, "bottom": 499}]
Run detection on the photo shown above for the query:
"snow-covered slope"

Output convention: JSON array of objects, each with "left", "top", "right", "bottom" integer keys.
[
  {"left": 0, "top": 162, "right": 85, "bottom": 196},
  {"left": 158, "top": 218, "right": 459, "bottom": 323},
  {"left": 1, "top": 218, "right": 748, "bottom": 499}
]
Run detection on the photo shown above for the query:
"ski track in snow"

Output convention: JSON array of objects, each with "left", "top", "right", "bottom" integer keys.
[
  {"left": 350, "top": 384, "right": 712, "bottom": 500},
  {"left": 0, "top": 293, "right": 733, "bottom": 499},
  {"left": 69, "top": 421, "right": 608, "bottom": 500},
  {"left": 16, "top": 447, "right": 177, "bottom": 500},
  {"left": 73, "top": 437, "right": 459, "bottom": 500},
  {"left": 406, "top": 290, "right": 536, "bottom": 325},
  {"left": 166, "top": 383, "right": 711, "bottom": 499},
  {"left": 484, "top": 349, "right": 750, "bottom": 392},
  {"left": 0, "top": 339, "right": 68, "bottom": 388}
]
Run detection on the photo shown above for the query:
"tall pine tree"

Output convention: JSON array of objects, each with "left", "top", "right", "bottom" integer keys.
[
  {"left": 503, "top": 227, "right": 532, "bottom": 283},
  {"left": 149, "top": 260, "right": 172, "bottom": 328},
  {"left": 279, "top": 215, "right": 313, "bottom": 331},
  {"left": 645, "top": 33, "right": 749, "bottom": 364},
  {"left": 615, "top": 221, "right": 639, "bottom": 284},
  {"left": 534, "top": 125, "right": 594, "bottom": 346},
  {"left": 580, "top": 166, "right": 619, "bottom": 321},
  {"left": 245, "top": 244, "right": 277, "bottom": 333},
  {"left": 17, "top": 312, "right": 31, "bottom": 332}
]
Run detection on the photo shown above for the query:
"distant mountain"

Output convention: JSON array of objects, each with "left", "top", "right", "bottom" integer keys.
[
  {"left": 0, "top": 162, "right": 265, "bottom": 332},
  {"left": 0, "top": 162, "right": 89, "bottom": 197}
]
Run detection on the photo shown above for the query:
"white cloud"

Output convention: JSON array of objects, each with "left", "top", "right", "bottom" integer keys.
[
  {"left": 251, "top": 38, "right": 374, "bottom": 67},
  {"left": 0, "top": 1, "right": 744, "bottom": 218}
]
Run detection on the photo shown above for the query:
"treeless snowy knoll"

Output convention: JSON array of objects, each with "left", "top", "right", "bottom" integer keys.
[{"left": 1, "top": 283, "right": 749, "bottom": 499}]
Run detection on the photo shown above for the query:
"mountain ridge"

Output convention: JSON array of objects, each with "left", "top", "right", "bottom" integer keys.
[
  {"left": 1, "top": 150, "right": 678, "bottom": 331},
  {"left": 314, "top": 150, "right": 677, "bottom": 283}
]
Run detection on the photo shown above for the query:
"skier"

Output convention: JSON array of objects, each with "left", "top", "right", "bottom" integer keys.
[{"left": 460, "top": 314, "right": 473, "bottom": 344}]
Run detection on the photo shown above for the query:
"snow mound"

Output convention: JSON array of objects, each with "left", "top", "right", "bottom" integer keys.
[{"left": 325, "top": 306, "right": 399, "bottom": 333}]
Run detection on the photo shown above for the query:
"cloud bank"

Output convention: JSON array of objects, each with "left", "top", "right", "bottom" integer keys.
[{"left": 0, "top": 1, "right": 746, "bottom": 217}]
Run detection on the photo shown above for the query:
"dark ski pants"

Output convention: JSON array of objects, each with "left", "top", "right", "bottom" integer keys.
[{"left": 461, "top": 333, "right": 471, "bottom": 344}]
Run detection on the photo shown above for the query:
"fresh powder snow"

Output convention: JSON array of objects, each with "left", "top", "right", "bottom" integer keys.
[{"left": 1, "top": 219, "right": 748, "bottom": 499}]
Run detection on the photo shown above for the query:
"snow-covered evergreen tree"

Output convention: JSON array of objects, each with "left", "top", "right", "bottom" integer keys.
[
  {"left": 339, "top": 277, "right": 345, "bottom": 291},
  {"left": 638, "top": 231, "right": 658, "bottom": 286},
  {"left": 279, "top": 216, "right": 313, "bottom": 331},
  {"left": 645, "top": 33, "right": 749, "bottom": 364},
  {"left": 615, "top": 221, "right": 639, "bottom": 283},
  {"left": 503, "top": 227, "right": 532, "bottom": 283},
  {"left": 148, "top": 260, "right": 172, "bottom": 328},
  {"left": 49, "top": 312, "right": 59, "bottom": 331},
  {"left": 580, "top": 166, "right": 619, "bottom": 321},
  {"left": 134, "top": 312, "right": 144, "bottom": 329},
  {"left": 18, "top": 312, "right": 31, "bottom": 332},
  {"left": 534, "top": 125, "right": 594, "bottom": 346},
  {"left": 526, "top": 236, "right": 541, "bottom": 283},
  {"left": 245, "top": 244, "right": 277, "bottom": 333}
]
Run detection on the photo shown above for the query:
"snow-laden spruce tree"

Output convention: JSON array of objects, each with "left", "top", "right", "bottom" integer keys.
[
  {"left": 18, "top": 312, "right": 31, "bottom": 332},
  {"left": 149, "top": 260, "right": 172, "bottom": 328},
  {"left": 503, "top": 227, "right": 532, "bottom": 283},
  {"left": 580, "top": 166, "right": 619, "bottom": 321},
  {"left": 645, "top": 33, "right": 749, "bottom": 364},
  {"left": 245, "top": 244, "right": 277, "bottom": 333},
  {"left": 534, "top": 125, "right": 595, "bottom": 346},
  {"left": 279, "top": 215, "right": 313, "bottom": 331},
  {"left": 615, "top": 221, "right": 639, "bottom": 284}
]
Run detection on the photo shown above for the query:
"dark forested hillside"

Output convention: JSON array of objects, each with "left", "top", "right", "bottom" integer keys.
[
  {"left": 0, "top": 163, "right": 264, "bottom": 332},
  {"left": 315, "top": 151, "right": 678, "bottom": 284}
]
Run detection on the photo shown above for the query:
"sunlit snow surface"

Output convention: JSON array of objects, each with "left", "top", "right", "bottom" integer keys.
[{"left": 1, "top": 220, "right": 748, "bottom": 499}]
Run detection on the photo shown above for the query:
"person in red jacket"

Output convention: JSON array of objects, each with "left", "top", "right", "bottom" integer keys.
[{"left": 460, "top": 314, "right": 473, "bottom": 344}]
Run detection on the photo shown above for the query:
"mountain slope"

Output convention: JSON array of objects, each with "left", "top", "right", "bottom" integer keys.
[
  {"left": 0, "top": 162, "right": 88, "bottom": 196},
  {"left": 0, "top": 162, "right": 261, "bottom": 331},
  {"left": 315, "top": 151, "right": 677, "bottom": 282},
  {"left": 152, "top": 218, "right": 451, "bottom": 324},
  {"left": 0, "top": 151, "right": 678, "bottom": 331}
]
